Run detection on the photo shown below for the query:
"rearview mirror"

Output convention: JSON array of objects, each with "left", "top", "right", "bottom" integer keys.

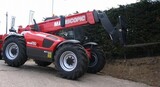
[
  {"left": 11, "top": 16, "right": 15, "bottom": 28},
  {"left": 9, "top": 16, "right": 16, "bottom": 32}
]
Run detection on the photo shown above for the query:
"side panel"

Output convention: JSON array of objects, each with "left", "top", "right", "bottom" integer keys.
[
  {"left": 27, "top": 47, "right": 52, "bottom": 62},
  {"left": 23, "top": 31, "right": 65, "bottom": 61},
  {"left": 23, "top": 31, "right": 64, "bottom": 51}
]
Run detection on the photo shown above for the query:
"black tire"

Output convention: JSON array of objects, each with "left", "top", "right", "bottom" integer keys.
[
  {"left": 0, "top": 51, "right": 2, "bottom": 60},
  {"left": 3, "top": 37, "right": 27, "bottom": 67},
  {"left": 34, "top": 60, "right": 52, "bottom": 67},
  {"left": 0, "top": 53, "right": 2, "bottom": 60},
  {"left": 54, "top": 44, "right": 88, "bottom": 80},
  {"left": 87, "top": 48, "right": 106, "bottom": 73}
]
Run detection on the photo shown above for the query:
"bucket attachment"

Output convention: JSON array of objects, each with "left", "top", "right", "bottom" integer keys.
[{"left": 93, "top": 11, "right": 127, "bottom": 45}]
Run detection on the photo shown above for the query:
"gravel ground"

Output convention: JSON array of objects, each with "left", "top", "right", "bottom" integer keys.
[{"left": 0, "top": 60, "right": 151, "bottom": 87}]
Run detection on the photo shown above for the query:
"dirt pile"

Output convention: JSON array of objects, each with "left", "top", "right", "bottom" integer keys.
[{"left": 102, "top": 56, "right": 160, "bottom": 86}]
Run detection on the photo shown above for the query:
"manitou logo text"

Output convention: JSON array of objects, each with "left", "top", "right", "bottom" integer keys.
[
  {"left": 54, "top": 15, "right": 86, "bottom": 27},
  {"left": 27, "top": 41, "right": 37, "bottom": 46}
]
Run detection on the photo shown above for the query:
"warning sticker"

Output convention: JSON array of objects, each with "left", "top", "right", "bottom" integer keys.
[{"left": 47, "top": 52, "right": 52, "bottom": 58}]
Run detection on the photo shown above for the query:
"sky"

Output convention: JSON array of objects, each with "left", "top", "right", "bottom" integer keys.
[{"left": 0, "top": 0, "right": 138, "bottom": 34}]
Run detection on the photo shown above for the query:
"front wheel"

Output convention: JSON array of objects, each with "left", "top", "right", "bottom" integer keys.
[
  {"left": 87, "top": 48, "right": 106, "bottom": 73},
  {"left": 3, "top": 37, "right": 27, "bottom": 67},
  {"left": 54, "top": 44, "right": 88, "bottom": 80}
]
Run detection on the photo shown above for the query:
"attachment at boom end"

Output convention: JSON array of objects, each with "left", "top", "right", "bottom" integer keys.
[{"left": 93, "top": 10, "right": 127, "bottom": 45}]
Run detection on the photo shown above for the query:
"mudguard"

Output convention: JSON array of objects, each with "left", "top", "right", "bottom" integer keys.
[
  {"left": 57, "top": 40, "right": 80, "bottom": 48},
  {"left": 83, "top": 42, "right": 98, "bottom": 48},
  {"left": 4, "top": 33, "right": 23, "bottom": 41}
]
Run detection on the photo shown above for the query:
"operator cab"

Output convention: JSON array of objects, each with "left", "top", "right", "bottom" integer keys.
[
  {"left": 44, "top": 16, "right": 86, "bottom": 42},
  {"left": 55, "top": 27, "right": 86, "bottom": 43},
  {"left": 44, "top": 16, "right": 59, "bottom": 21}
]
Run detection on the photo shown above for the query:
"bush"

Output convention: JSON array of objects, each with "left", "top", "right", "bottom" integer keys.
[{"left": 85, "top": 1, "right": 160, "bottom": 58}]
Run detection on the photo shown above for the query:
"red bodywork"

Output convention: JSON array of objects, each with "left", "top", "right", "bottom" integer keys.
[
  {"left": 23, "top": 31, "right": 65, "bottom": 52},
  {"left": 0, "top": 34, "right": 8, "bottom": 50},
  {"left": 19, "top": 11, "right": 96, "bottom": 59},
  {"left": 1, "top": 11, "right": 98, "bottom": 60}
]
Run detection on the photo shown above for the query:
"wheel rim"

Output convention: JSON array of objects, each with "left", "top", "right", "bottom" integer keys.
[
  {"left": 5, "top": 42, "right": 19, "bottom": 60},
  {"left": 60, "top": 51, "right": 78, "bottom": 72},
  {"left": 89, "top": 52, "right": 98, "bottom": 67}
]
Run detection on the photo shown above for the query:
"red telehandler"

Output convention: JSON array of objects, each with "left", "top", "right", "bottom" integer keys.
[{"left": 0, "top": 10, "right": 126, "bottom": 79}]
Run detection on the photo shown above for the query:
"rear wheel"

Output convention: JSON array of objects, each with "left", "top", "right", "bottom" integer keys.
[
  {"left": 0, "top": 53, "right": 2, "bottom": 60},
  {"left": 3, "top": 37, "right": 27, "bottom": 67},
  {"left": 34, "top": 60, "right": 52, "bottom": 67},
  {"left": 87, "top": 48, "right": 106, "bottom": 73},
  {"left": 54, "top": 44, "right": 88, "bottom": 80}
]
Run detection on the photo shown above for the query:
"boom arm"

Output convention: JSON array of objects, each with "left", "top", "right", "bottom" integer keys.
[{"left": 37, "top": 11, "right": 96, "bottom": 33}]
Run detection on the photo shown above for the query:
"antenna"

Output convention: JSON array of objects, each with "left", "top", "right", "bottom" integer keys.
[{"left": 11, "top": 16, "right": 16, "bottom": 28}]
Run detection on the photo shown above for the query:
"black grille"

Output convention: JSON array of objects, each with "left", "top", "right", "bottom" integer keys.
[{"left": 43, "top": 39, "right": 54, "bottom": 48}]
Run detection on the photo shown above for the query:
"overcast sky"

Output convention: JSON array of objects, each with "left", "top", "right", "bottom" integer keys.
[{"left": 0, "top": 0, "right": 137, "bottom": 34}]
